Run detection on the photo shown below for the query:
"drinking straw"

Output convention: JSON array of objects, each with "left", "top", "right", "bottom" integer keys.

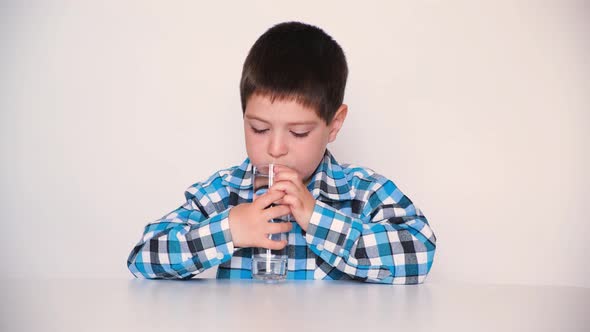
[{"left": 266, "top": 164, "right": 274, "bottom": 274}]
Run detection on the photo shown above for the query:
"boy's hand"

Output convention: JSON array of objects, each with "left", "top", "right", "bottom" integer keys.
[
  {"left": 270, "top": 165, "right": 316, "bottom": 232},
  {"left": 228, "top": 190, "right": 293, "bottom": 249}
]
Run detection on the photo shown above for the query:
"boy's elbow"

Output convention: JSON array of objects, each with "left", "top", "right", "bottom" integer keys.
[
  {"left": 127, "top": 256, "right": 199, "bottom": 280},
  {"left": 388, "top": 263, "right": 434, "bottom": 285},
  {"left": 389, "top": 243, "right": 436, "bottom": 285}
]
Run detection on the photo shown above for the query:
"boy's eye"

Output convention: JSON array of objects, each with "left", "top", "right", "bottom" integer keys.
[
  {"left": 291, "top": 131, "right": 309, "bottom": 138},
  {"left": 251, "top": 127, "right": 269, "bottom": 134}
]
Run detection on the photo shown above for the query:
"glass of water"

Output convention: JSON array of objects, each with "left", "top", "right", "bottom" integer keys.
[{"left": 251, "top": 164, "right": 290, "bottom": 281}]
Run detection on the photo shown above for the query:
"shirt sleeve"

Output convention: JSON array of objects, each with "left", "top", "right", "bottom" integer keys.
[
  {"left": 126, "top": 184, "right": 235, "bottom": 279},
  {"left": 304, "top": 178, "right": 437, "bottom": 284}
]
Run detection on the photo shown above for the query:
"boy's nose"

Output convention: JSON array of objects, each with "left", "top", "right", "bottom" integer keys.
[{"left": 268, "top": 136, "right": 288, "bottom": 159}]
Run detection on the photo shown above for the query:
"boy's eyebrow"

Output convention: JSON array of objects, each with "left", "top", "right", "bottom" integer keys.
[{"left": 245, "top": 114, "right": 317, "bottom": 126}]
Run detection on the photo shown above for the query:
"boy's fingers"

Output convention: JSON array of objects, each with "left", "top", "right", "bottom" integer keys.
[
  {"left": 263, "top": 204, "right": 291, "bottom": 220},
  {"left": 254, "top": 190, "right": 285, "bottom": 209},
  {"left": 274, "top": 169, "right": 301, "bottom": 184},
  {"left": 280, "top": 195, "right": 302, "bottom": 209},
  {"left": 266, "top": 221, "right": 293, "bottom": 234},
  {"left": 271, "top": 181, "right": 302, "bottom": 197},
  {"left": 262, "top": 238, "right": 288, "bottom": 250}
]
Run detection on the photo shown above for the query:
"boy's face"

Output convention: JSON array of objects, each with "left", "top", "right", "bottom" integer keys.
[{"left": 243, "top": 94, "right": 347, "bottom": 183}]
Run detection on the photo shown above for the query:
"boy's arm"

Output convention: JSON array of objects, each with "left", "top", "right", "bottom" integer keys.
[
  {"left": 305, "top": 178, "right": 437, "bottom": 284},
  {"left": 126, "top": 186, "right": 235, "bottom": 279}
]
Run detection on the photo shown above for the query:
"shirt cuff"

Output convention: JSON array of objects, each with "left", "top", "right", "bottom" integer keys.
[
  {"left": 187, "top": 209, "right": 235, "bottom": 270},
  {"left": 304, "top": 201, "right": 363, "bottom": 265}
]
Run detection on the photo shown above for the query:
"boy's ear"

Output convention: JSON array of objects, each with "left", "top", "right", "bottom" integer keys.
[{"left": 328, "top": 104, "right": 348, "bottom": 143}]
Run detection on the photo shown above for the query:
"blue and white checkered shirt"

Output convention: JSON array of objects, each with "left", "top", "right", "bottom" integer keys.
[{"left": 127, "top": 150, "right": 436, "bottom": 284}]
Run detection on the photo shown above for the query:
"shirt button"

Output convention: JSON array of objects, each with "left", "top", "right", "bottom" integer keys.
[
  {"left": 216, "top": 253, "right": 224, "bottom": 260},
  {"left": 339, "top": 249, "right": 345, "bottom": 255},
  {"left": 317, "top": 244, "right": 324, "bottom": 251}
]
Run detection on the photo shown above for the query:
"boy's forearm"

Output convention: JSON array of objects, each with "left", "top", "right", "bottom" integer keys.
[
  {"left": 304, "top": 200, "right": 436, "bottom": 284},
  {"left": 127, "top": 209, "right": 235, "bottom": 279}
]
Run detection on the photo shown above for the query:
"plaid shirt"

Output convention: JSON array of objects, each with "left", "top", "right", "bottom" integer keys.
[{"left": 127, "top": 150, "right": 436, "bottom": 284}]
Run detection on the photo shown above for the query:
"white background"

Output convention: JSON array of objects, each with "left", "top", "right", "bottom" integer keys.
[{"left": 1, "top": 0, "right": 588, "bottom": 287}]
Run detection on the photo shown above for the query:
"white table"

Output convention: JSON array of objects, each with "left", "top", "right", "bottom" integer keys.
[{"left": 1, "top": 278, "right": 588, "bottom": 331}]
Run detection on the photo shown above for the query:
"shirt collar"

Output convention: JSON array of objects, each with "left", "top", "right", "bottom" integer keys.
[{"left": 222, "top": 149, "right": 353, "bottom": 202}]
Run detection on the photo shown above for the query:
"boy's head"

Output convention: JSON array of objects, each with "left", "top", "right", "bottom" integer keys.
[
  {"left": 240, "top": 21, "right": 348, "bottom": 124},
  {"left": 240, "top": 21, "right": 349, "bottom": 182}
]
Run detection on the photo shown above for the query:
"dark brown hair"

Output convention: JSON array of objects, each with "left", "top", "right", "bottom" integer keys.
[{"left": 240, "top": 21, "right": 348, "bottom": 124}]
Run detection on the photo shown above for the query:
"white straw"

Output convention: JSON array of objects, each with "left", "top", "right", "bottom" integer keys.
[{"left": 266, "top": 163, "right": 274, "bottom": 274}]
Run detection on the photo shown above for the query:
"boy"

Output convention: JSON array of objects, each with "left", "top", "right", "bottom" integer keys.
[{"left": 127, "top": 21, "right": 436, "bottom": 284}]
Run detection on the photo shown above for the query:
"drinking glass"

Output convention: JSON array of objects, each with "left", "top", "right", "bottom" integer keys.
[{"left": 251, "top": 164, "right": 289, "bottom": 281}]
